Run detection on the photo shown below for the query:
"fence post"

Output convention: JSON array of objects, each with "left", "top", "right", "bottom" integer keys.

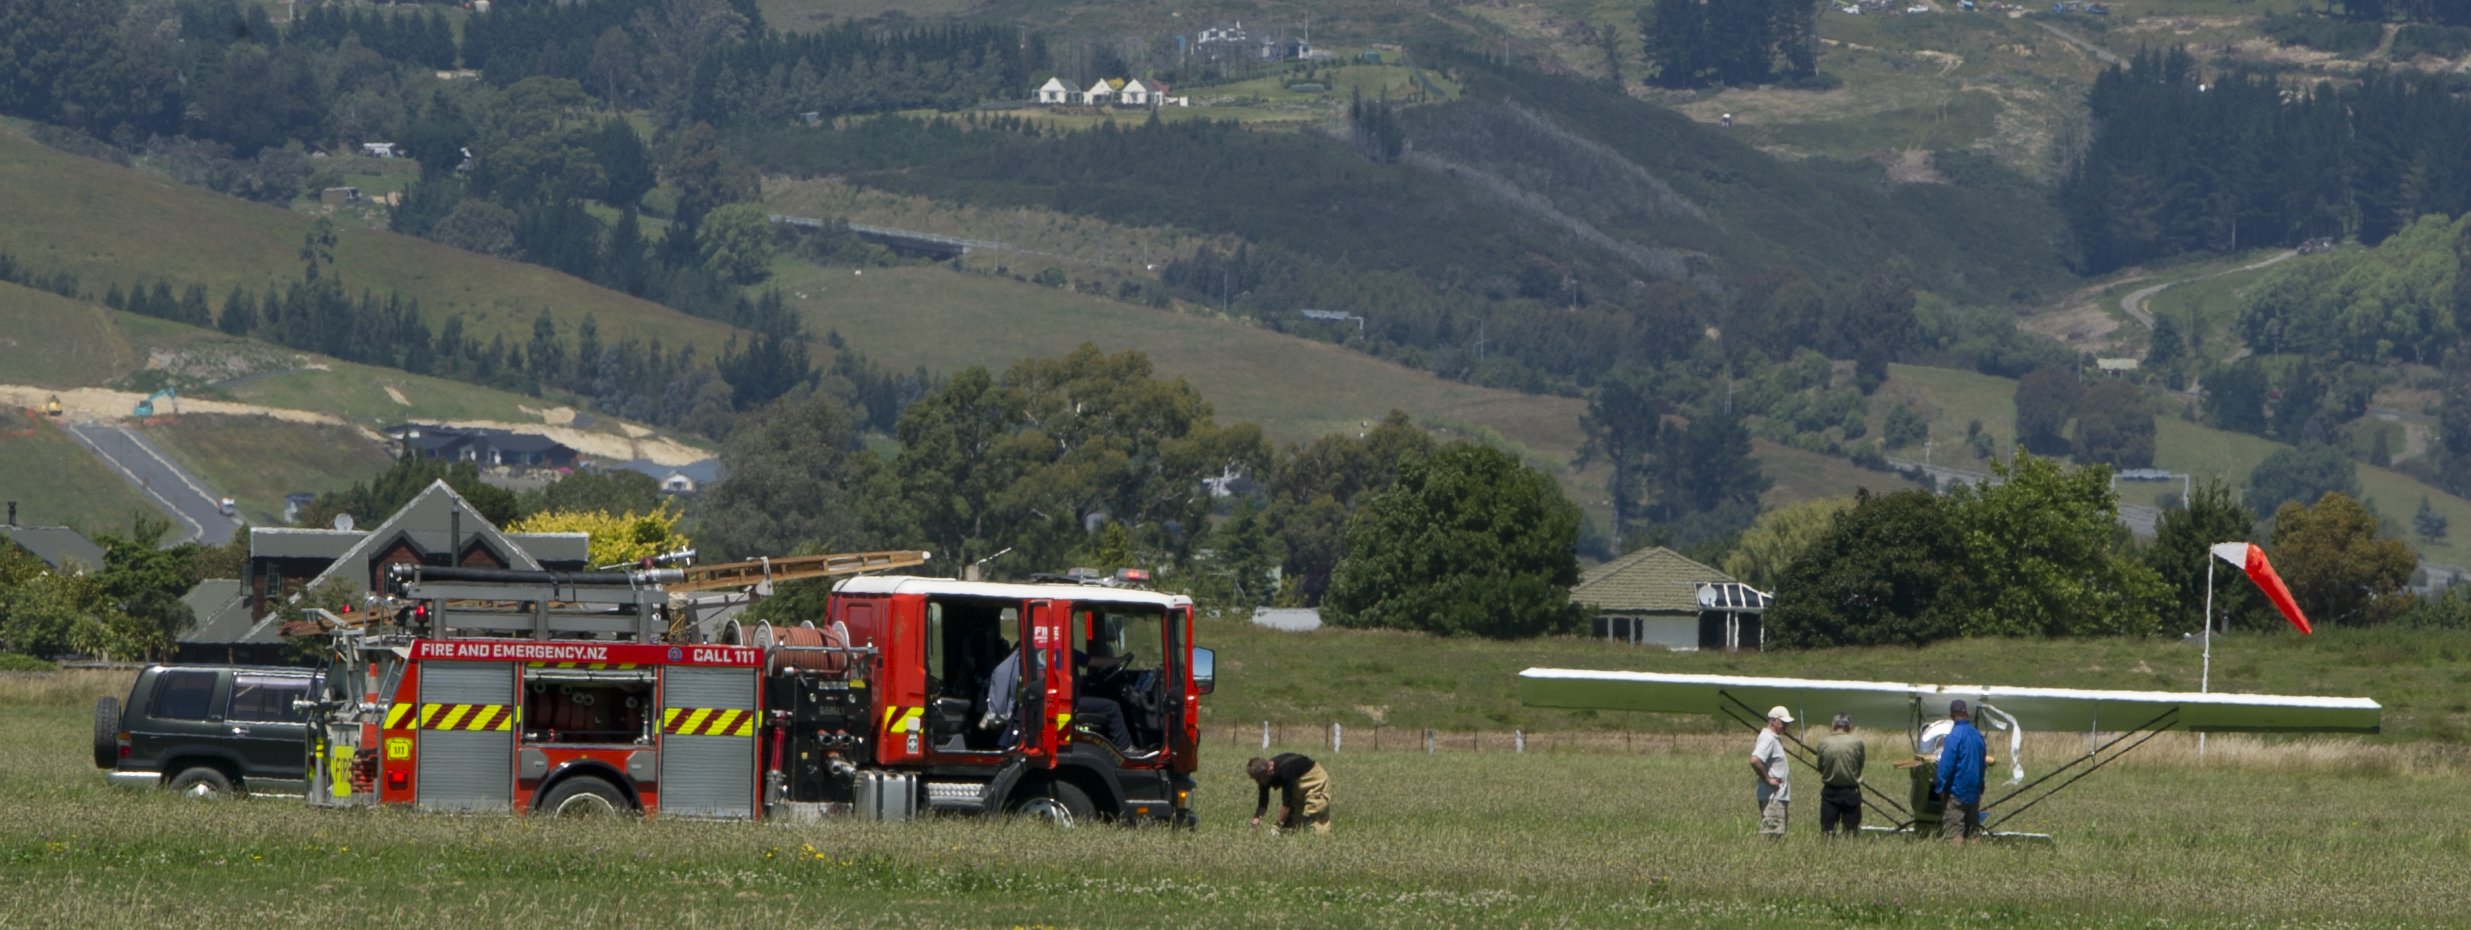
[
  {"left": 1424, "top": 728, "right": 1434, "bottom": 754},
  {"left": 1331, "top": 722, "right": 1343, "bottom": 753},
  {"left": 1261, "top": 720, "right": 1270, "bottom": 750},
  {"left": 1515, "top": 729, "right": 1525, "bottom": 754}
]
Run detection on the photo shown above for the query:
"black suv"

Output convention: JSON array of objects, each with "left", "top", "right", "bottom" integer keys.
[{"left": 93, "top": 665, "right": 319, "bottom": 798}]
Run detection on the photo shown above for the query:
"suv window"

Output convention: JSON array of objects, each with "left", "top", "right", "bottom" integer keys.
[
  {"left": 227, "top": 675, "right": 311, "bottom": 723},
  {"left": 150, "top": 670, "right": 219, "bottom": 721}
]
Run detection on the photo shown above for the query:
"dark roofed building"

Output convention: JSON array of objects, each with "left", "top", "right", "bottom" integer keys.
[
  {"left": 182, "top": 481, "right": 588, "bottom": 661},
  {"left": 0, "top": 523, "right": 106, "bottom": 573},
  {"left": 384, "top": 423, "right": 580, "bottom": 471},
  {"left": 1569, "top": 546, "right": 1771, "bottom": 652}
]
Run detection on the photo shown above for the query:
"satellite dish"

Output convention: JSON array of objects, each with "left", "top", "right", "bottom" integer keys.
[{"left": 333, "top": 514, "right": 356, "bottom": 532}]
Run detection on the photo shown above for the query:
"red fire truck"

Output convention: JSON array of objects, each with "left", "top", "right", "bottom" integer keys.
[{"left": 305, "top": 562, "right": 1215, "bottom": 826}]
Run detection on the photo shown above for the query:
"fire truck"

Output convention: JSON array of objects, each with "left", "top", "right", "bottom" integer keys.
[{"left": 303, "top": 554, "right": 1215, "bottom": 826}]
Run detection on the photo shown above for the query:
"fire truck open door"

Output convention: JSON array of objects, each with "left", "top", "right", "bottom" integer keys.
[
  {"left": 416, "top": 662, "right": 514, "bottom": 812},
  {"left": 1020, "top": 599, "right": 1068, "bottom": 769},
  {"left": 1165, "top": 605, "right": 1199, "bottom": 767},
  {"left": 659, "top": 666, "right": 758, "bottom": 819}
]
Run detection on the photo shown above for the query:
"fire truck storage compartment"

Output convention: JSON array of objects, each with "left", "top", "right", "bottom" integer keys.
[
  {"left": 855, "top": 770, "right": 918, "bottom": 821},
  {"left": 661, "top": 666, "right": 756, "bottom": 819},
  {"left": 417, "top": 662, "right": 515, "bottom": 812},
  {"left": 523, "top": 669, "right": 653, "bottom": 743}
]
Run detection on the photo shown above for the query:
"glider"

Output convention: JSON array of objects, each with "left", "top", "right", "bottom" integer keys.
[{"left": 1520, "top": 668, "right": 2380, "bottom": 839}]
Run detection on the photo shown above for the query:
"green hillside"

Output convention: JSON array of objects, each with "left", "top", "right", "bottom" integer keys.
[
  {"left": 0, "top": 124, "right": 745, "bottom": 356},
  {"left": 1881, "top": 363, "right": 2471, "bottom": 563},
  {"left": 0, "top": 282, "right": 143, "bottom": 388},
  {"left": 783, "top": 263, "right": 1926, "bottom": 524},
  {"left": 140, "top": 415, "right": 396, "bottom": 526},
  {"left": 0, "top": 416, "right": 162, "bottom": 536},
  {"left": 0, "top": 291, "right": 708, "bottom": 529}
]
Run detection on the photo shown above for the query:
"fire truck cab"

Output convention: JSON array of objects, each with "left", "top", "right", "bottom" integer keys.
[
  {"left": 818, "top": 575, "right": 1208, "bottom": 825},
  {"left": 304, "top": 567, "right": 1214, "bottom": 827}
]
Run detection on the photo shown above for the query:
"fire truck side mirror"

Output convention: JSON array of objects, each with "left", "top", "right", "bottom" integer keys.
[{"left": 1191, "top": 647, "right": 1215, "bottom": 695}]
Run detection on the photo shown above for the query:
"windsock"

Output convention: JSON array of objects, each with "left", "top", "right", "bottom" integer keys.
[{"left": 2210, "top": 542, "right": 2312, "bottom": 635}]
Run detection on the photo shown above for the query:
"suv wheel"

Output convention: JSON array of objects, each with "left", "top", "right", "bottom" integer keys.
[
  {"left": 167, "top": 766, "right": 235, "bottom": 799},
  {"left": 92, "top": 696, "right": 122, "bottom": 769},
  {"left": 540, "top": 776, "right": 629, "bottom": 817}
]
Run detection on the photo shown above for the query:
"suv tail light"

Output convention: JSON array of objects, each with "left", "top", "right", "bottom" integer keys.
[{"left": 117, "top": 732, "right": 131, "bottom": 759}]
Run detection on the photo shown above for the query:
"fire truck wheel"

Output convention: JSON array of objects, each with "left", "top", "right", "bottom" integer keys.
[
  {"left": 92, "top": 696, "right": 121, "bottom": 769},
  {"left": 1008, "top": 781, "right": 1095, "bottom": 827},
  {"left": 540, "top": 776, "right": 631, "bottom": 817},
  {"left": 167, "top": 766, "right": 234, "bottom": 799}
]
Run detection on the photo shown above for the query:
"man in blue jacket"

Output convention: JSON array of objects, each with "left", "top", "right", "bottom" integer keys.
[{"left": 1931, "top": 699, "right": 1989, "bottom": 846}]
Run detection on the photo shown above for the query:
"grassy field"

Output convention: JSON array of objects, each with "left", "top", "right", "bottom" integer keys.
[
  {"left": 2138, "top": 253, "right": 2296, "bottom": 368},
  {"left": 139, "top": 415, "right": 396, "bottom": 526},
  {"left": 7, "top": 638, "right": 2468, "bottom": 929},
  {"left": 1189, "top": 619, "right": 2471, "bottom": 743},
  {"left": 218, "top": 362, "right": 559, "bottom": 427},
  {"left": 1876, "top": 363, "right": 2019, "bottom": 460},
  {"left": 0, "top": 124, "right": 745, "bottom": 357}
]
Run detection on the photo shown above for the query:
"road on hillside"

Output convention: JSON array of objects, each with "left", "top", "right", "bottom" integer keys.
[
  {"left": 62, "top": 421, "right": 239, "bottom": 545},
  {"left": 2032, "top": 20, "right": 2122, "bottom": 67},
  {"left": 2119, "top": 249, "right": 2298, "bottom": 330}
]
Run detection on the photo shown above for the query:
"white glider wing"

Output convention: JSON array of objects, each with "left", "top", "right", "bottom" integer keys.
[{"left": 1517, "top": 668, "right": 2381, "bottom": 734}]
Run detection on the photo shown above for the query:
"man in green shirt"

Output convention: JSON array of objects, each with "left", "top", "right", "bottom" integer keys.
[{"left": 1814, "top": 712, "right": 1866, "bottom": 837}]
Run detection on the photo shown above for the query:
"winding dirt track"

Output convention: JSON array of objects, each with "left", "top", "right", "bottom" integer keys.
[{"left": 2118, "top": 249, "right": 2298, "bottom": 329}]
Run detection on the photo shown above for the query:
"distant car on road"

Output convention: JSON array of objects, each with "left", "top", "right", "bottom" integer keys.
[{"left": 95, "top": 664, "right": 319, "bottom": 798}]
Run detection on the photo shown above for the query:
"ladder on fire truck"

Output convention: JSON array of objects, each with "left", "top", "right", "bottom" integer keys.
[
  {"left": 382, "top": 549, "right": 930, "bottom": 644},
  {"left": 661, "top": 550, "right": 930, "bottom": 642},
  {"left": 665, "top": 550, "right": 931, "bottom": 594}
]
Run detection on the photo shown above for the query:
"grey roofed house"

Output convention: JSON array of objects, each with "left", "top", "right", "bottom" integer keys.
[
  {"left": 383, "top": 423, "right": 580, "bottom": 470},
  {"left": 173, "top": 578, "right": 279, "bottom": 664},
  {"left": 1569, "top": 546, "right": 1769, "bottom": 652},
  {"left": 204, "top": 481, "right": 588, "bottom": 657},
  {"left": 0, "top": 524, "right": 107, "bottom": 573}
]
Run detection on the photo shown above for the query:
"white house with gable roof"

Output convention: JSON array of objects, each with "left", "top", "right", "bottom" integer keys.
[{"left": 1037, "top": 76, "right": 1072, "bottom": 105}]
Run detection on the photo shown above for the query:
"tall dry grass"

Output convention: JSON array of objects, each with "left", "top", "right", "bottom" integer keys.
[{"left": 0, "top": 669, "right": 130, "bottom": 708}]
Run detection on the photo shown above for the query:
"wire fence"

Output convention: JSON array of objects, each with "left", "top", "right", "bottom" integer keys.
[{"left": 1209, "top": 723, "right": 1740, "bottom": 756}]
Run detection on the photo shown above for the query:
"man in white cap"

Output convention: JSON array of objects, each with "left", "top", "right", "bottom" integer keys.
[{"left": 1749, "top": 705, "right": 1794, "bottom": 838}]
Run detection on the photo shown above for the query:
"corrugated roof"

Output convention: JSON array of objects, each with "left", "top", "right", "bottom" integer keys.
[
  {"left": 301, "top": 480, "right": 543, "bottom": 592},
  {"left": 249, "top": 528, "right": 363, "bottom": 559},
  {"left": 178, "top": 579, "right": 267, "bottom": 644},
  {"left": 0, "top": 525, "right": 105, "bottom": 571},
  {"left": 1569, "top": 546, "right": 1736, "bottom": 614},
  {"left": 509, "top": 532, "right": 589, "bottom": 565}
]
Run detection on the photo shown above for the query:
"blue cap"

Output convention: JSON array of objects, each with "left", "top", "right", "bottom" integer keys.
[{"left": 1949, "top": 699, "right": 1970, "bottom": 717}]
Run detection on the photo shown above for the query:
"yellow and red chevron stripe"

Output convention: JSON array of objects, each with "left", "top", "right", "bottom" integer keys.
[
  {"left": 384, "top": 702, "right": 416, "bottom": 730},
  {"left": 419, "top": 703, "right": 515, "bottom": 731},
  {"left": 662, "top": 706, "right": 755, "bottom": 737}
]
